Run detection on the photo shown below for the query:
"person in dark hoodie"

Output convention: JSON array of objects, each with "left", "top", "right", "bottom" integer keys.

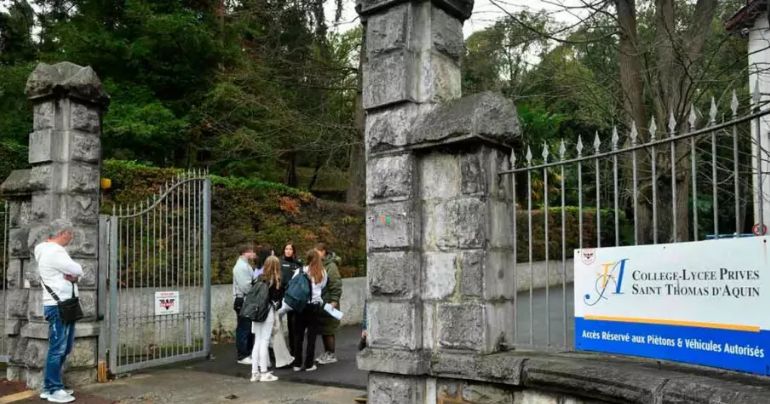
[
  {"left": 280, "top": 242, "right": 302, "bottom": 355},
  {"left": 314, "top": 242, "right": 342, "bottom": 365}
]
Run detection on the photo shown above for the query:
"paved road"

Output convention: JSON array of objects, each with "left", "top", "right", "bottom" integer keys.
[{"left": 514, "top": 284, "right": 576, "bottom": 349}]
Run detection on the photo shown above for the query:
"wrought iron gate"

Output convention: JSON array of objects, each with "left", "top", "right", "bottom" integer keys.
[
  {"left": 1, "top": 201, "right": 8, "bottom": 363},
  {"left": 106, "top": 172, "right": 211, "bottom": 374}
]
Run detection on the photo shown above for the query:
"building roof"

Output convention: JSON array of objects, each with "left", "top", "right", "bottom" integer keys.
[{"left": 725, "top": 0, "right": 767, "bottom": 34}]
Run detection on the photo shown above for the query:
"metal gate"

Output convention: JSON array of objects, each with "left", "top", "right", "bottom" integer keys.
[
  {"left": 106, "top": 172, "right": 211, "bottom": 374},
  {"left": 1, "top": 201, "right": 8, "bottom": 363}
]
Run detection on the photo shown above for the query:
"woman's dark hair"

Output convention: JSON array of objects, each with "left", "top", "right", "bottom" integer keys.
[
  {"left": 282, "top": 242, "right": 297, "bottom": 261},
  {"left": 256, "top": 247, "right": 273, "bottom": 269}
]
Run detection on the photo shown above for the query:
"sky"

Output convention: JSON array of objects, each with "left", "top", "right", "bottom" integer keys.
[{"left": 326, "top": 0, "right": 587, "bottom": 37}]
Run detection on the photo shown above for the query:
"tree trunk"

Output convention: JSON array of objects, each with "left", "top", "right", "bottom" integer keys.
[
  {"left": 286, "top": 151, "right": 298, "bottom": 187},
  {"left": 346, "top": 28, "right": 366, "bottom": 206}
]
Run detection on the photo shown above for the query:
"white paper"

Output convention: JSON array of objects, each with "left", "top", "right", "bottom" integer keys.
[{"left": 323, "top": 303, "right": 344, "bottom": 320}]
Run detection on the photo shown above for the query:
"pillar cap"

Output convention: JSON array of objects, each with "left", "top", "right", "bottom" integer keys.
[
  {"left": 26, "top": 62, "right": 110, "bottom": 107},
  {"left": 357, "top": 0, "right": 474, "bottom": 21}
]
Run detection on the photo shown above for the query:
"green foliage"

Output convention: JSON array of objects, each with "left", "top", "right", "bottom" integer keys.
[
  {"left": 100, "top": 160, "right": 366, "bottom": 284},
  {"left": 518, "top": 207, "right": 633, "bottom": 262}
]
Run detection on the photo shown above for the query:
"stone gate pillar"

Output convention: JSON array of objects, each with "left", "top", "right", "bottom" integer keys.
[
  {"left": 357, "top": 0, "right": 520, "bottom": 402},
  {"left": 1, "top": 62, "right": 109, "bottom": 388}
]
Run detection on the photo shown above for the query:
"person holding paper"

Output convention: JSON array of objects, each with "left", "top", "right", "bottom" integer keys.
[
  {"left": 291, "top": 250, "right": 328, "bottom": 372},
  {"left": 315, "top": 243, "right": 342, "bottom": 365}
]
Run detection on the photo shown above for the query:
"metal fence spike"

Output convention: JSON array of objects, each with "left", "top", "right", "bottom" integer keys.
[
  {"left": 526, "top": 146, "right": 533, "bottom": 164},
  {"left": 542, "top": 142, "right": 549, "bottom": 161},
  {"left": 593, "top": 131, "right": 601, "bottom": 153},
  {"left": 709, "top": 97, "right": 717, "bottom": 124},
  {"left": 559, "top": 139, "right": 566, "bottom": 159},
  {"left": 611, "top": 126, "right": 619, "bottom": 150},
  {"left": 669, "top": 110, "right": 677, "bottom": 134},
  {"left": 688, "top": 105, "right": 697, "bottom": 129},
  {"left": 731, "top": 89, "right": 739, "bottom": 116},
  {"left": 509, "top": 152, "right": 516, "bottom": 167},
  {"left": 753, "top": 79, "right": 761, "bottom": 106},
  {"left": 649, "top": 118, "right": 657, "bottom": 140},
  {"left": 630, "top": 121, "right": 639, "bottom": 144},
  {"left": 576, "top": 135, "right": 584, "bottom": 155}
]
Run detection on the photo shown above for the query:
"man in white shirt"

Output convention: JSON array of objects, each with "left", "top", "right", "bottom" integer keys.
[
  {"left": 233, "top": 244, "right": 256, "bottom": 364},
  {"left": 36, "top": 219, "right": 83, "bottom": 403}
]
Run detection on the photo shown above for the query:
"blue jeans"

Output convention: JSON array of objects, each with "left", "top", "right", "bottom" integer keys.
[
  {"left": 235, "top": 309, "right": 254, "bottom": 360},
  {"left": 44, "top": 305, "right": 76, "bottom": 394}
]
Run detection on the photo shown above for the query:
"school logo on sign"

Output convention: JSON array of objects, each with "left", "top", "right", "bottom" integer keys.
[{"left": 583, "top": 258, "right": 629, "bottom": 306}]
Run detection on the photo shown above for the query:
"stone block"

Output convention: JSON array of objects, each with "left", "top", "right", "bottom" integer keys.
[
  {"left": 10, "top": 336, "right": 29, "bottom": 364},
  {"left": 67, "top": 163, "right": 100, "bottom": 193},
  {"left": 27, "top": 290, "right": 44, "bottom": 320},
  {"left": 367, "top": 201, "right": 415, "bottom": 250},
  {"left": 33, "top": 101, "right": 55, "bottom": 130},
  {"left": 368, "top": 373, "right": 425, "bottom": 404},
  {"left": 410, "top": 92, "right": 520, "bottom": 147},
  {"left": 366, "top": 104, "right": 433, "bottom": 153},
  {"left": 5, "top": 318, "right": 23, "bottom": 336},
  {"left": 31, "top": 193, "right": 54, "bottom": 222},
  {"left": 367, "top": 154, "right": 415, "bottom": 203},
  {"left": 66, "top": 226, "right": 98, "bottom": 257},
  {"left": 460, "top": 152, "right": 486, "bottom": 195},
  {"left": 6, "top": 259, "right": 23, "bottom": 288},
  {"left": 368, "top": 251, "right": 418, "bottom": 297},
  {"left": 485, "top": 302, "right": 514, "bottom": 352},
  {"left": 364, "top": 50, "right": 416, "bottom": 109},
  {"left": 368, "top": 301, "right": 419, "bottom": 349},
  {"left": 70, "top": 102, "right": 100, "bottom": 133},
  {"left": 9, "top": 228, "right": 30, "bottom": 257},
  {"left": 423, "top": 197, "right": 486, "bottom": 250},
  {"left": 461, "top": 382, "right": 514, "bottom": 404},
  {"left": 24, "top": 369, "right": 44, "bottom": 390},
  {"left": 29, "top": 165, "right": 54, "bottom": 191},
  {"left": 26, "top": 62, "right": 109, "bottom": 107},
  {"left": 29, "top": 129, "right": 55, "bottom": 164},
  {"left": 70, "top": 132, "right": 100, "bottom": 163},
  {"left": 420, "top": 152, "right": 461, "bottom": 200},
  {"left": 24, "top": 338, "right": 48, "bottom": 368},
  {"left": 419, "top": 51, "right": 461, "bottom": 103},
  {"left": 489, "top": 200, "right": 513, "bottom": 249},
  {"left": 367, "top": 4, "right": 409, "bottom": 57},
  {"left": 437, "top": 303, "right": 483, "bottom": 350},
  {"left": 423, "top": 252, "right": 457, "bottom": 299},
  {"left": 460, "top": 250, "right": 483, "bottom": 297},
  {"left": 24, "top": 259, "right": 40, "bottom": 287},
  {"left": 422, "top": 302, "right": 435, "bottom": 349},
  {"left": 356, "top": 347, "right": 429, "bottom": 375},
  {"left": 431, "top": 7, "right": 464, "bottom": 60},
  {"left": 64, "top": 194, "right": 99, "bottom": 225},
  {"left": 28, "top": 225, "right": 49, "bottom": 251},
  {"left": 78, "top": 258, "right": 98, "bottom": 287},
  {"left": 8, "top": 200, "right": 32, "bottom": 228},
  {"left": 67, "top": 337, "right": 97, "bottom": 367},
  {"left": 484, "top": 250, "right": 515, "bottom": 300},
  {"left": 0, "top": 169, "right": 32, "bottom": 197},
  {"left": 77, "top": 289, "right": 97, "bottom": 318},
  {"left": 7, "top": 289, "right": 30, "bottom": 318},
  {"left": 63, "top": 368, "right": 97, "bottom": 387}
]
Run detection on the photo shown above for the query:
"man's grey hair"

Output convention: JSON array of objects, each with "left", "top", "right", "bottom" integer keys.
[{"left": 48, "top": 219, "right": 74, "bottom": 239}]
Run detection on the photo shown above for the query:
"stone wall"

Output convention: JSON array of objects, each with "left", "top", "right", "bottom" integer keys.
[{"left": 0, "top": 62, "right": 109, "bottom": 388}]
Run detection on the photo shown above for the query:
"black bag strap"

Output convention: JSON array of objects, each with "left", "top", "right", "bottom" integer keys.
[
  {"left": 40, "top": 280, "right": 61, "bottom": 303},
  {"left": 40, "top": 279, "right": 77, "bottom": 302}
]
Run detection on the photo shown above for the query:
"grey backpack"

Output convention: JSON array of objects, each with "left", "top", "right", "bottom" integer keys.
[{"left": 239, "top": 276, "right": 270, "bottom": 322}]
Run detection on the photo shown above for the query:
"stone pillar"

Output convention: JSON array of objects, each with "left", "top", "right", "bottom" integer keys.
[
  {"left": 1, "top": 62, "right": 109, "bottom": 388},
  {"left": 357, "top": 0, "right": 520, "bottom": 401}
]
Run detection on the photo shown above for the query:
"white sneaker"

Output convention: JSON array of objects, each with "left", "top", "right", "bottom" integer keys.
[
  {"left": 316, "top": 352, "right": 337, "bottom": 364},
  {"left": 292, "top": 366, "right": 302, "bottom": 372},
  {"left": 237, "top": 357, "right": 253, "bottom": 365},
  {"left": 260, "top": 372, "right": 278, "bottom": 382},
  {"left": 305, "top": 365, "right": 317, "bottom": 372},
  {"left": 250, "top": 372, "right": 260, "bottom": 382},
  {"left": 40, "top": 390, "right": 75, "bottom": 400},
  {"left": 46, "top": 390, "right": 75, "bottom": 403}
]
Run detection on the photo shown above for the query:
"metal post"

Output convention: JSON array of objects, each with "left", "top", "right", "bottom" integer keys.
[
  {"left": 109, "top": 215, "right": 119, "bottom": 373},
  {"left": 203, "top": 178, "right": 212, "bottom": 356},
  {"left": 732, "top": 91, "right": 741, "bottom": 235},
  {"left": 509, "top": 153, "right": 518, "bottom": 345},
  {"left": 542, "top": 144, "right": 550, "bottom": 347}
]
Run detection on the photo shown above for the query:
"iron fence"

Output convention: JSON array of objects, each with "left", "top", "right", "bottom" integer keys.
[{"left": 500, "top": 92, "right": 770, "bottom": 351}]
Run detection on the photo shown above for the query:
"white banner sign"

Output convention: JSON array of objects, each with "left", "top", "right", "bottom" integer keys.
[
  {"left": 574, "top": 237, "right": 770, "bottom": 375},
  {"left": 154, "top": 291, "right": 180, "bottom": 316}
]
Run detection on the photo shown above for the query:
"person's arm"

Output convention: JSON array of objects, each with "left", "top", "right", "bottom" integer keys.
[
  {"left": 52, "top": 249, "right": 83, "bottom": 276},
  {"left": 326, "top": 265, "right": 342, "bottom": 308},
  {"left": 233, "top": 262, "right": 252, "bottom": 296}
]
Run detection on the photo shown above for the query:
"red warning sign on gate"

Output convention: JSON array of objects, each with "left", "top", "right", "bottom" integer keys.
[{"left": 155, "top": 291, "right": 180, "bottom": 316}]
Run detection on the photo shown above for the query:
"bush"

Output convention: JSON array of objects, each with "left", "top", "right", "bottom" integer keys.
[{"left": 516, "top": 206, "right": 632, "bottom": 262}]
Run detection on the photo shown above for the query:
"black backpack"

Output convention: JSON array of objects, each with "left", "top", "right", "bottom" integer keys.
[{"left": 239, "top": 277, "right": 271, "bottom": 322}]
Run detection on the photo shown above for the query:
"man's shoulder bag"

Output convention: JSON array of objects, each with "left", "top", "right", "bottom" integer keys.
[{"left": 42, "top": 280, "right": 84, "bottom": 324}]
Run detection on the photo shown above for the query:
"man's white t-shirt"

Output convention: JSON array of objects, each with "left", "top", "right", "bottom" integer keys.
[{"left": 35, "top": 241, "right": 84, "bottom": 306}]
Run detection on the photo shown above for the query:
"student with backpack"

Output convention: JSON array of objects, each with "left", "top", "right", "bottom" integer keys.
[
  {"left": 290, "top": 249, "right": 327, "bottom": 372},
  {"left": 243, "top": 256, "right": 284, "bottom": 382}
]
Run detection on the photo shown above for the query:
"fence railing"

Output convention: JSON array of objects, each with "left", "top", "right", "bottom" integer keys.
[{"left": 499, "top": 92, "right": 770, "bottom": 351}]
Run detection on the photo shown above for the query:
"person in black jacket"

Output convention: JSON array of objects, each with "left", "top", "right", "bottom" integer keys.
[{"left": 280, "top": 242, "right": 302, "bottom": 355}]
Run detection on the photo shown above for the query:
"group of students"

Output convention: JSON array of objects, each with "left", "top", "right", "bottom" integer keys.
[{"left": 232, "top": 242, "right": 343, "bottom": 382}]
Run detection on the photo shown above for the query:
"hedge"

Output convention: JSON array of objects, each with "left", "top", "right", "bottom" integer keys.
[{"left": 100, "top": 160, "right": 366, "bottom": 284}]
